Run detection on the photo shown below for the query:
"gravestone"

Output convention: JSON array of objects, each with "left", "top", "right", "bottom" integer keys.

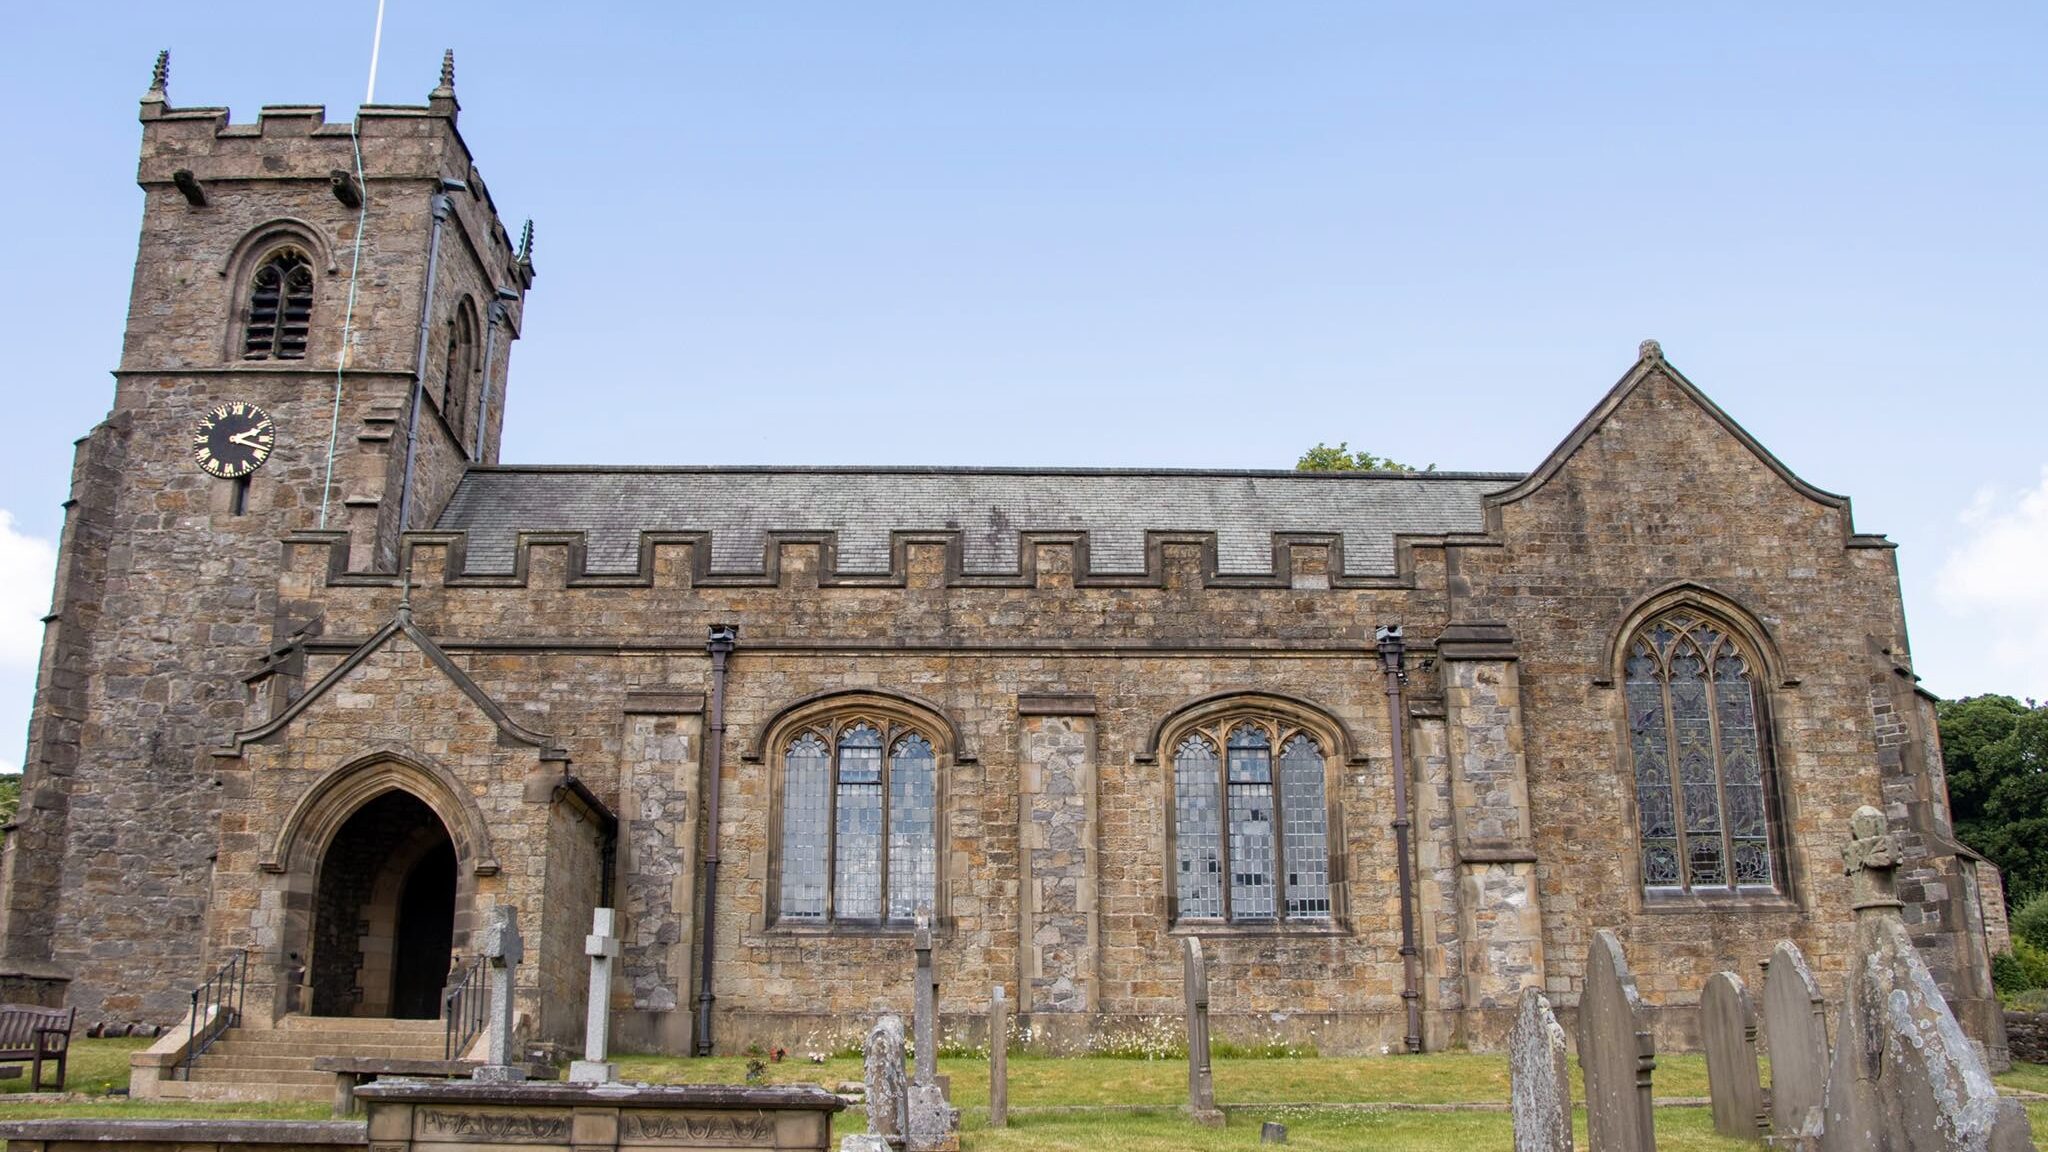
[
  {"left": 1700, "top": 971, "right": 1766, "bottom": 1140},
  {"left": 1578, "top": 929, "right": 1655, "bottom": 1152},
  {"left": 859, "top": 1014, "right": 907, "bottom": 1148},
  {"left": 472, "top": 904, "right": 526, "bottom": 1084},
  {"left": 904, "top": 911, "right": 959, "bottom": 1152},
  {"left": 1761, "top": 939, "right": 1828, "bottom": 1148},
  {"left": 1818, "top": 807, "right": 2034, "bottom": 1152},
  {"left": 988, "top": 985, "right": 1008, "bottom": 1128},
  {"left": 1183, "top": 936, "right": 1224, "bottom": 1127},
  {"left": 1509, "top": 986, "right": 1573, "bottom": 1152},
  {"left": 569, "top": 907, "right": 620, "bottom": 1084}
]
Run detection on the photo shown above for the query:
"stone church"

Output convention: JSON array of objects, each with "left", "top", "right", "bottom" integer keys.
[{"left": 0, "top": 57, "right": 2011, "bottom": 1080}]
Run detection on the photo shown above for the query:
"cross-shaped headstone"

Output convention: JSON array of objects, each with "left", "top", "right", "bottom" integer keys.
[
  {"left": 569, "top": 907, "right": 621, "bottom": 1084},
  {"left": 472, "top": 904, "right": 526, "bottom": 1083}
]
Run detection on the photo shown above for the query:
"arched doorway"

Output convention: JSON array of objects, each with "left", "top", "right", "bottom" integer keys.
[{"left": 310, "top": 791, "right": 457, "bottom": 1018}]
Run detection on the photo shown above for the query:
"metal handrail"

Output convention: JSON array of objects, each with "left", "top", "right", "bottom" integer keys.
[
  {"left": 443, "top": 955, "right": 487, "bottom": 1059},
  {"left": 180, "top": 949, "right": 247, "bottom": 1080}
]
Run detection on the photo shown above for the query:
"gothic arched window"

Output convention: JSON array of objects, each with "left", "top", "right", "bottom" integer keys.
[
  {"left": 1173, "top": 718, "right": 1331, "bottom": 923},
  {"left": 242, "top": 248, "right": 314, "bottom": 360},
  {"left": 777, "top": 717, "right": 938, "bottom": 925},
  {"left": 442, "top": 300, "right": 479, "bottom": 445},
  {"left": 1624, "top": 611, "right": 1778, "bottom": 893}
]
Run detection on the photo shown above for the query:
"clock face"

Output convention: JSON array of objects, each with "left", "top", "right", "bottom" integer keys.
[{"left": 192, "top": 402, "right": 277, "bottom": 479}]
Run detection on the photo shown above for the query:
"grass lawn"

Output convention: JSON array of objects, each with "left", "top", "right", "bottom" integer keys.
[{"left": 0, "top": 1040, "right": 2034, "bottom": 1146}]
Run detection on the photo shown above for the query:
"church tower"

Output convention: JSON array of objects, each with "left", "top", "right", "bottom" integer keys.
[{"left": 0, "top": 52, "right": 533, "bottom": 1024}]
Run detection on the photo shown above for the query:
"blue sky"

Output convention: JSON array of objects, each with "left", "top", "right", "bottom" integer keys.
[{"left": 0, "top": 4, "right": 2043, "bottom": 770}]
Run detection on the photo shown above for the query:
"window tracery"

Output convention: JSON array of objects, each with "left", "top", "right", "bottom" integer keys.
[
  {"left": 777, "top": 715, "right": 938, "bottom": 925},
  {"left": 1173, "top": 716, "right": 1331, "bottom": 923},
  {"left": 1624, "top": 610, "right": 1777, "bottom": 893}
]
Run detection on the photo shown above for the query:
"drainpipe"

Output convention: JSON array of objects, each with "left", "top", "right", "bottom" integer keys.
[
  {"left": 1377, "top": 625, "right": 1424, "bottom": 1054},
  {"left": 472, "top": 288, "right": 517, "bottom": 460},
  {"left": 695, "top": 623, "right": 738, "bottom": 1056},
  {"left": 393, "top": 179, "right": 464, "bottom": 551}
]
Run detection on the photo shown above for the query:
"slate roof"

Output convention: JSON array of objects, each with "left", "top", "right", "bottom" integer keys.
[{"left": 434, "top": 466, "right": 1524, "bottom": 578}]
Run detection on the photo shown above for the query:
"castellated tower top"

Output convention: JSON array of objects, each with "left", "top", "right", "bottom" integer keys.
[
  {"left": 124, "top": 49, "right": 533, "bottom": 376},
  {"left": 118, "top": 49, "right": 537, "bottom": 568}
]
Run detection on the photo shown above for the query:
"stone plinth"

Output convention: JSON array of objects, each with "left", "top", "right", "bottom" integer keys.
[
  {"left": 355, "top": 1080, "right": 844, "bottom": 1152},
  {"left": 0, "top": 1119, "right": 362, "bottom": 1152}
]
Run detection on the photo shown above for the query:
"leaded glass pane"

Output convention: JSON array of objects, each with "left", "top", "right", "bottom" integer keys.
[
  {"left": 835, "top": 724, "right": 884, "bottom": 920},
  {"left": 1227, "top": 725, "right": 1272, "bottom": 782},
  {"left": 1671, "top": 641, "right": 1725, "bottom": 887},
  {"left": 1278, "top": 734, "right": 1330, "bottom": 919},
  {"left": 779, "top": 733, "right": 831, "bottom": 920},
  {"left": 887, "top": 734, "right": 937, "bottom": 922},
  {"left": 1626, "top": 643, "right": 1679, "bottom": 886},
  {"left": 1228, "top": 775, "right": 1276, "bottom": 921},
  {"left": 1174, "top": 734, "right": 1223, "bottom": 919},
  {"left": 839, "top": 723, "right": 883, "bottom": 782},
  {"left": 1715, "top": 651, "right": 1772, "bottom": 886}
]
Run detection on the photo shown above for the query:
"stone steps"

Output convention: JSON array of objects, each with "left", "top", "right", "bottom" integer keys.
[
  {"left": 168, "top": 1014, "right": 455, "bottom": 1105},
  {"left": 211, "top": 1035, "right": 450, "bottom": 1055}
]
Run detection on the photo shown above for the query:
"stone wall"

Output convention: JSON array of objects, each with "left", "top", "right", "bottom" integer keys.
[{"left": 2006, "top": 1011, "right": 2047, "bottom": 1065}]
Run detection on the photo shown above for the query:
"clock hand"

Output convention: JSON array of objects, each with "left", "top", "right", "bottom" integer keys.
[{"left": 228, "top": 429, "right": 268, "bottom": 448}]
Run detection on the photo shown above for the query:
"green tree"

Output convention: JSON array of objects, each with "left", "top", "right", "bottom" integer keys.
[
  {"left": 1295, "top": 443, "right": 1433, "bottom": 472},
  {"left": 0, "top": 775, "right": 18, "bottom": 840},
  {"left": 1938, "top": 694, "right": 2048, "bottom": 906}
]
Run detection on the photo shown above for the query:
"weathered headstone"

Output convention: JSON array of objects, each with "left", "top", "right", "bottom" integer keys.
[
  {"left": 904, "top": 910, "right": 959, "bottom": 1152},
  {"left": 1183, "top": 936, "right": 1224, "bottom": 1127},
  {"left": 1578, "top": 929, "right": 1655, "bottom": 1152},
  {"left": 472, "top": 904, "right": 526, "bottom": 1084},
  {"left": 569, "top": 907, "right": 621, "bottom": 1084},
  {"left": 860, "top": 1014, "right": 907, "bottom": 1148},
  {"left": 1509, "top": 986, "right": 1573, "bottom": 1152},
  {"left": 988, "top": 985, "right": 1008, "bottom": 1128},
  {"left": 1818, "top": 807, "right": 2034, "bottom": 1152},
  {"left": 1701, "top": 971, "right": 1766, "bottom": 1141},
  {"left": 1761, "top": 939, "right": 1828, "bottom": 1148}
]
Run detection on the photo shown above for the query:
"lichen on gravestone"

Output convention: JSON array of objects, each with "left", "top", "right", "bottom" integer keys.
[
  {"left": 1508, "top": 986, "right": 1572, "bottom": 1152},
  {"left": 1818, "top": 806, "right": 2035, "bottom": 1152}
]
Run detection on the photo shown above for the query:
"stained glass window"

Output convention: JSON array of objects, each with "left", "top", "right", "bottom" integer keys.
[
  {"left": 1624, "top": 612, "right": 1777, "bottom": 894},
  {"left": 776, "top": 718, "right": 939, "bottom": 924},
  {"left": 1173, "top": 719, "right": 1331, "bottom": 923}
]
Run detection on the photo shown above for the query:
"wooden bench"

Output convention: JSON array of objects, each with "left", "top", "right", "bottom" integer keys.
[
  {"left": 0, "top": 1004, "right": 73, "bottom": 1091},
  {"left": 312, "top": 1056, "right": 554, "bottom": 1116}
]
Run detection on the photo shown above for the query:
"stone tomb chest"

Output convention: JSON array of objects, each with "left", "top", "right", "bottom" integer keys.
[{"left": 356, "top": 1081, "right": 844, "bottom": 1152}]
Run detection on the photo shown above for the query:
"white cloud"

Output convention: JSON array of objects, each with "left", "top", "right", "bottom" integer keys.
[
  {"left": 0, "top": 511, "right": 57, "bottom": 775},
  {"left": 1935, "top": 467, "right": 2048, "bottom": 702}
]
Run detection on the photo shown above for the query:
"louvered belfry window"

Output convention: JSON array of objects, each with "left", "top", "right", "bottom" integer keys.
[
  {"left": 1173, "top": 719, "right": 1331, "bottom": 923},
  {"left": 1625, "top": 611, "right": 1777, "bottom": 893},
  {"left": 778, "top": 717, "right": 938, "bottom": 925},
  {"left": 243, "top": 249, "right": 314, "bottom": 360}
]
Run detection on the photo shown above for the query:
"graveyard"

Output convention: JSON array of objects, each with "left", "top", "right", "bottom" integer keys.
[
  {"left": 0, "top": 807, "right": 2038, "bottom": 1151},
  {"left": 0, "top": 1041, "right": 2041, "bottom": 1149}
]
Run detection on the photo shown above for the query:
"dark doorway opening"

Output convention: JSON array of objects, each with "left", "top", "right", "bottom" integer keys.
[
  {"left": 390, "top": 841, "right": 456, "bottom": 1018},
  {"left": 310, "top": 790, "right": 457, "bottom": 1018}
]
